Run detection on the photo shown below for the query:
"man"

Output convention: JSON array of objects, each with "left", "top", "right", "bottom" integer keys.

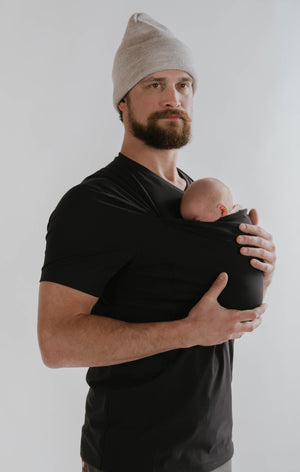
[{"left": 38, "top": 13, "right": 276, "bottom": 472}]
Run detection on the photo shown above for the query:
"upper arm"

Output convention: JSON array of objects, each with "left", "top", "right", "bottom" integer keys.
[{"left": 37, "top": 281, "right": 98, "bottom": 363}]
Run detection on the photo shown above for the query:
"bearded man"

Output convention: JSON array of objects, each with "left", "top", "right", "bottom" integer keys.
[{"left": 38, "top": 13, "right": 276, "bottom": 472}]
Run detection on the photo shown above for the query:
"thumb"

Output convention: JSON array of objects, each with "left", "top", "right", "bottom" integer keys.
[
  {"left": 249, "top": 208, "right": 258, "bottom": 225},
  {"left": 204, "top": 272, "right": 228, "bottom": 301}
]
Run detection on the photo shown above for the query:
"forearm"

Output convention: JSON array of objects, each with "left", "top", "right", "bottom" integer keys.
[
  {"left": 41, "top": 313, "right": 189, "bottom": 368},
  {"left": 39, "top": 274, "right": 266, "bottom": 369}
]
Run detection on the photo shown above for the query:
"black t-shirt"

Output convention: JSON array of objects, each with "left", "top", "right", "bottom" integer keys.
[{"left": 40, "top": 153, "right": 263, "bottom": 472}]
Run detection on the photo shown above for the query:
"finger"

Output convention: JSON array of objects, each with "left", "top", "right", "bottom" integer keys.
[
  {"left": 238, "top": 223, "right": 273, "bottom": 242},
  {"left": 240, "top": 246, "right": 275, "bottom": 263},
  {"left": 203, "top": 272, "right": 228, "bottom": 301},
  {"left": 237, "top": 234, "right": 275, "bottom": 251},
  {"left": 235, "top": 303, "right": 267, "bottom": 323},
  {"left": 248, "top": 208, "right": 258, "bottom": 225},
  {"left": 238, "top": 316, "right": 263, "bottom": 333},
  {"left": 250, "top": 258, "right": 274, "bottom": 273}
]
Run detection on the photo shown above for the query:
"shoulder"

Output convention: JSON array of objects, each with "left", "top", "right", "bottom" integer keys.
[
  {"left": 48, "top": 183, "right": 101, "bottom": 222},
  {"left": 46, "top": 172, "right": 117, "bottom": 240},
  {"left": 48, "top": 160, "right": 121, "bottom": 222}
]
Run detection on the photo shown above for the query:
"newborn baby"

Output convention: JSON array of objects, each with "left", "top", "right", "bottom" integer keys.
[{"left": 180, "top": 177, "right": 241, "bottom": 222}]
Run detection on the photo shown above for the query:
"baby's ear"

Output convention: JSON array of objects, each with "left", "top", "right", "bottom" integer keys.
[{"left": 217, "top": 204, "right": 228, "bottom": 217}]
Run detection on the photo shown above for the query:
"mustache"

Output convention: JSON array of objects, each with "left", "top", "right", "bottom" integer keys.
[{"left": 149, "top": 109, "right": 192, "bottom": 123}]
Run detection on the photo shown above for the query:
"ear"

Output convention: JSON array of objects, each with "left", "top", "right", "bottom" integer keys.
[
  {"left": 217, "top": 204, "right": 228, "bottom": 217},
  {"left": 118, "top": 98, "right": 127, "bottom": 113}
]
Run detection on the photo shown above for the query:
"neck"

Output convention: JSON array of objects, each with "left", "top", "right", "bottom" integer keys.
[{"left": 120, "top": 134, "right": 186, "bottom": 190}]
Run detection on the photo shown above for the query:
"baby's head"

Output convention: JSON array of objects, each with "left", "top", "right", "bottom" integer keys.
[{"left": 180, "top": 178, "right": 234, "bottom": 222}]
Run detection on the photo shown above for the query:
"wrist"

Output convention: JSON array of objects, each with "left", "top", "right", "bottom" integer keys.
[{"left": 174, "top": 316, "right": 194, "bottom": 349}]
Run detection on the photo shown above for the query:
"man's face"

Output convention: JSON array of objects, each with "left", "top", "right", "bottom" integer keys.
[{"left": 120, "top": 69, "right": 194, "bottom": 150}]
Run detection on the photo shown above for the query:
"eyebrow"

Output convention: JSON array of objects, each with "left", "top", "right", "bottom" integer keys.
[{"left": 141, "top": 76, "right": 193, "bottom": 85}]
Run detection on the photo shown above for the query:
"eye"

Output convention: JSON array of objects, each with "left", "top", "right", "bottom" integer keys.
[
  {"left": 179, "top": 82, "right": 191, "bottom": 89},
  {"left": 150, "top": 82, "right": 160, "bottom": 88}
]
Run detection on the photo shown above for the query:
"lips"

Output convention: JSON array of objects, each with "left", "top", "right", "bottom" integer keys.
[
  {"left": 149, "top": 109, "right": 191, "bottom": 123},
  {"left": 162, "top": 115, "right": 181, "bottom": 120}
]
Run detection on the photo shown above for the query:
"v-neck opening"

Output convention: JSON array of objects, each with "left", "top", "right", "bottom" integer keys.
[{"left": 118, "top": 153, "right": 190, "bottom": 192}]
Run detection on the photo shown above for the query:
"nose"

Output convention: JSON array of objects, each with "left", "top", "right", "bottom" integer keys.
[{"left": 161, "top": 86, "right": 181, "bottom": 108}]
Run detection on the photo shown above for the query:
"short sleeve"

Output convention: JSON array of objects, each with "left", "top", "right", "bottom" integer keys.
[{"left": 40, "top": 185, "right": 137, "bottom": 297}]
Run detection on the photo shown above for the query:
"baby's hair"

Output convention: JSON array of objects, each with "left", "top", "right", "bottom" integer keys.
[{"left": 181, "top": 178, "right": 233, "bottom": 221}]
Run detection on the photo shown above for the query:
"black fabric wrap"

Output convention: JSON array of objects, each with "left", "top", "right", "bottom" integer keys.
[{"left": 40, "top": 155, "right": 263, "bottom": 472}]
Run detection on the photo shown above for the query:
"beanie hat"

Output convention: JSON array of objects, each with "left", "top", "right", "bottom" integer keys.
[{"left": 112, "top": 12, "right": 197, "bottom": 111}]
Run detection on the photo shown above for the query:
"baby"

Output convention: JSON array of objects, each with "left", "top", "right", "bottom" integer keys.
[{"left": 180, "top": 177, "right": 241, "bottom": 222}]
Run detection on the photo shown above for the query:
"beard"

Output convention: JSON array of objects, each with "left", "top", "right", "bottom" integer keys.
[{"left": 127, "top": 106, "right": 192, "bottom": 150}]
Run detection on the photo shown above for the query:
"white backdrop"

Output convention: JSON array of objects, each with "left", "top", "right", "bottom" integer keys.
[{"left": 1, "top": 1, "right": 299, "bottom": 471}]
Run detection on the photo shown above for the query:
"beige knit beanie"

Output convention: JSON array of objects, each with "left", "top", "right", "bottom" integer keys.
[{"left": 112, "top": 12, "right": 197, "bottom": 111}]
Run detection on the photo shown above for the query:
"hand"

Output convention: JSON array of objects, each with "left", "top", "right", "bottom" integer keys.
[
  {"left": 237, "top": 208, "right": 276, "bottom": 293},
  {"left": 185, "top": 273, "right": 266, "bottom": 347}
]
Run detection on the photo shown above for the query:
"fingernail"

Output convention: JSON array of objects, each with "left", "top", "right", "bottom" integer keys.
[
  {"left": 218, "top": 273, "right": 226, "bottom": 280},
  {"left": 240, "top": 224, "right": 246, "bottom": 230}
]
